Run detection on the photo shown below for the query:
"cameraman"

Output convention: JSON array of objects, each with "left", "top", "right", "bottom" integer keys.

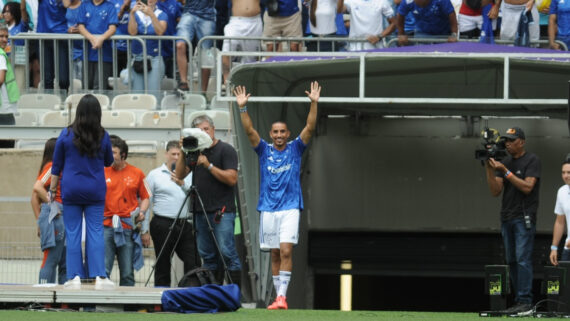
[
  {"left": 485, "top": 127, "right": 540, "bottom": 314},
  {"left": 175, "top": 115, "right": 242, "bottom": 288}
]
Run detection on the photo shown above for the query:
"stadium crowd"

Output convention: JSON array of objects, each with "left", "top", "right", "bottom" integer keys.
[{"left": 0, "top": 0, "right": 566, "bottom": 94}]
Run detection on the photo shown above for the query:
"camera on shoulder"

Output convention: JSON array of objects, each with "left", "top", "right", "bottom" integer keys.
[
  {"left": 181, "top": 128, "right": 213, "bottom": 168},
  {"left": 475, "top": 127, "right": 508, "bottom": 161}
]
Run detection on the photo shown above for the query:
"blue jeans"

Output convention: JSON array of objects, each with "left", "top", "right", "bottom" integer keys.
[
  {"left": 63, "top": 203, "right": 106, "bottom": 279},
  {"left": 130, "top": 55, "right": 165, "bottom": 102},
  {"left": 501, "top": 218, "right": 535, "bottom": 304},
  {"left": 195, "top": 212, "right": 241, "bottom": 271},
  {"left": 104, "top": 226, "right": 135, "bottom": 286},
  {"left": 38, "top": 203, "right": 67, "bottom": 284},
  {"left": 176, "top": 13, "right": 215, "bottom": 49}
]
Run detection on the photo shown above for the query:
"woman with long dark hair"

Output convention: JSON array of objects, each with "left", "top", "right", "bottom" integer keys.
[
  {"left": 31, "top": 138, "right": 67, "bottom": 284},
  {"left": 50, "top": 94, "right": 115, "bottom": 290}
]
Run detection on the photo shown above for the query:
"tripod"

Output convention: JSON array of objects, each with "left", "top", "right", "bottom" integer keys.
[{"left": 145, "top": 182, "right": 233, "bottom": 287}]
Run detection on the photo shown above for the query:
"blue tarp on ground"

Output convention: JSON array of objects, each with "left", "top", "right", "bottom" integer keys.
[{"left": 161, "top": 284, "right": 240, "bottom": 313}]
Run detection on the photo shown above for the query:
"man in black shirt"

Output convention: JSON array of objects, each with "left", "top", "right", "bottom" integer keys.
[
  {"left": 485, "top": 127, "right": 540, "bottom": 314},
  {"left": 175, "top": 115, "right": 242, "bottom": 288}
]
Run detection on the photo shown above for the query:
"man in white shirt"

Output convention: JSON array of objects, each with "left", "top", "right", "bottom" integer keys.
[
  {"left": 145, "top": 140, "right": 197, "bottom": 287},
  {"left": 343, "top": 0, "right": 397, "bottom": 50},
  {"left": 550, "top": 159, "right": 570, "bottom": 266}
]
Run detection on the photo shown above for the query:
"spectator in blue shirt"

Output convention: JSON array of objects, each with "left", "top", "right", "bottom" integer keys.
[
  {"left": 175, "top": 0, "right": 216, "bottom": 92},
  {"left": 128, "top": 0, "right": 167, "bottom": 99},
  {"left": 157, "top": 0, "right": 182, "bottom": 79},
  {"left": 3, "top": 1, "right": 29, "bottom": 50},
  {"left": 78, "top": 0, "right": 119, "bottom": 90},
  {"left": 548, "top": 0, "right": 570, "bottom": 49},
  {"left": 394, "top": 0, "right": 416, "bottom": 35},
  {"left": 112, "top": 0, "right": 132, "bottom": 78},
  {"left": 37, "top": 0, "right": 70, "bottom": 90},
  {"left": 396, "top": 0, "right": 458, "bottom": 45},
  {"left": 64, "top": 0, "right": 84, "bottom": 88}
]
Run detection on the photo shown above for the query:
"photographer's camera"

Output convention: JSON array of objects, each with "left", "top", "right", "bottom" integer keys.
[{"left": 475, "top": 127, "right": 508, "bottom": 161}]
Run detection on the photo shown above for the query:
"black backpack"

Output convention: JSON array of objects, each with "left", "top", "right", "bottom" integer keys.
[{"left": 178, "top": 268, "right": 217, "bottom": 287}]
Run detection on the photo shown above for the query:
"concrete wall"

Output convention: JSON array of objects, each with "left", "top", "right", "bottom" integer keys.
[
  {"left": 305, "top": 116, "right": 570, "bottom": 233},
  {"left": 0, "top": 148, "right": 162, "bottom": 255}
]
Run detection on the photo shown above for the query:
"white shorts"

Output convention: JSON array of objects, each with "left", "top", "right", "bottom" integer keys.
[
  {"left": 348, "top": 39, "right": 384, "bottom": 51},
  {"left": 222, "top": 15, "right": 263, "bottom": 63},
  {"left": 458, "top": 13, "right": 483, "bottom": 33},
  {"left": 499, "top": 2, "right": 539, "bottom": 42},
  {"left": 259, "top": 209, "right": 300, "bottom": 250}
]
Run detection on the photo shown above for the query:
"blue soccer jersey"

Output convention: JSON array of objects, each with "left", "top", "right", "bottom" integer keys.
[
  {"left": 65, "top": 6, "right": 83, "bottom": 60},
  {"left": 131, "top": 9, "right": 168, "bottom": 56},
  {"left": 157, "top": 0, "right": 182, "bottom": 58},
  {"left": 255, "top": 137, "right": 306, "bottom": 212},
  {"left": 551, "top": 0, "right": 570, "bottom": 37},
  {"left": 37, "top": 0, "right": 67, "bottom": 33},
  {"left": 398, "top": 0, "right": 454, "bottom": 35},
  {"left": 78, "top": 0, "right": 119, "bottom": 62},
  {"left": 182, "top": 0, "right": 215, "bottom": 21}
]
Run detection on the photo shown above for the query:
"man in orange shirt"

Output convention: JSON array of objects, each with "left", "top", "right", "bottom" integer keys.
[{"left": 104, "top": 135, "right": 151, "bottom": 286}]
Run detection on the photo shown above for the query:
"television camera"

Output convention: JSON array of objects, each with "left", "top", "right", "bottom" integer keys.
[{"left": 475, "top": 127, "right": 508, "bottom": 161}]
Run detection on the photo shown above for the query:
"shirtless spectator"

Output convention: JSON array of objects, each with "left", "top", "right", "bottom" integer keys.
[
  {"left": 222, "top": 0, "right": 262, "bottom": 83},
  {"left": 490, "top": 0, "right": 539, "bottom": 43}
]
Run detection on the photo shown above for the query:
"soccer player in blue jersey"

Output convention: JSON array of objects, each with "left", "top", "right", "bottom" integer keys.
[{"left": 235, "top": 81, "right": 321, "bottom": 310}]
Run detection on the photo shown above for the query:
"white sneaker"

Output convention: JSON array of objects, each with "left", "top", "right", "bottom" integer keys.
[
  {"left": 95, "top": 276, "right": 115, "bottom": 290},
  {"left": 63, "top": 275, "right": 81, "bottom": 290}
]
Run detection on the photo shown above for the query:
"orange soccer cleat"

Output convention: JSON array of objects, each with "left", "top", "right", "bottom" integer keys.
[{"left": 267, "top": 295, "right": 288, "bottom": 310}]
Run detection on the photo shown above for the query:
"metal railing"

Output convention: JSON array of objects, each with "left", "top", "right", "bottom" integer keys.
[
  {"left": 11, "top": 33, "right": 193, "bottom": 93},
  {"left": 212, "top": 50, "right": 570, "bottom": 109},
  {"left": 194, "top": 35, "right": 374, "bottom": 91},
  {"left": 385, "top": 36, "right": 569, "bottom": 51},
  {"left": 196, "top": 35, "right": 569, "bottom": 93}
]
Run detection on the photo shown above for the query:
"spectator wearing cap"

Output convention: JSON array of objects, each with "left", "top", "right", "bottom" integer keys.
[
  {"left": 484, "top": 126, "right": 540, "bottom": 314},
  {"left": 396, "top": 0, "right": 458, "bottom": 45}
]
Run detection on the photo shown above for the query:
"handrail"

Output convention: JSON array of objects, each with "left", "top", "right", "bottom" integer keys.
[
  {"left": 213, "top": 50, "right": 569, "bottom": 111},
  {"left": 11, "top": 33, "right": 193, "bottom": 93},
  {"left": 195, "top": 35, "right": 568, "bottom": 91},
  {"left": 194, "top": 35, "right": 373, "bottom": 91},
  {"left": 385, "top": 36, "right": 569, "bottom": 51}
]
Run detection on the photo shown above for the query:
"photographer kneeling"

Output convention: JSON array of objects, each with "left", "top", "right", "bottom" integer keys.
[
  {"left": 176, "top": 115, "right": 242, "bottom": 289},
  {"left": 484, "top": 127, "right": 540, "bottom": 314}
]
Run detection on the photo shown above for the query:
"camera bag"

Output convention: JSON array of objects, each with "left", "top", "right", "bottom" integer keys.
[{"left": 132, "top": 58, "right": 152, "bottom": 73}]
